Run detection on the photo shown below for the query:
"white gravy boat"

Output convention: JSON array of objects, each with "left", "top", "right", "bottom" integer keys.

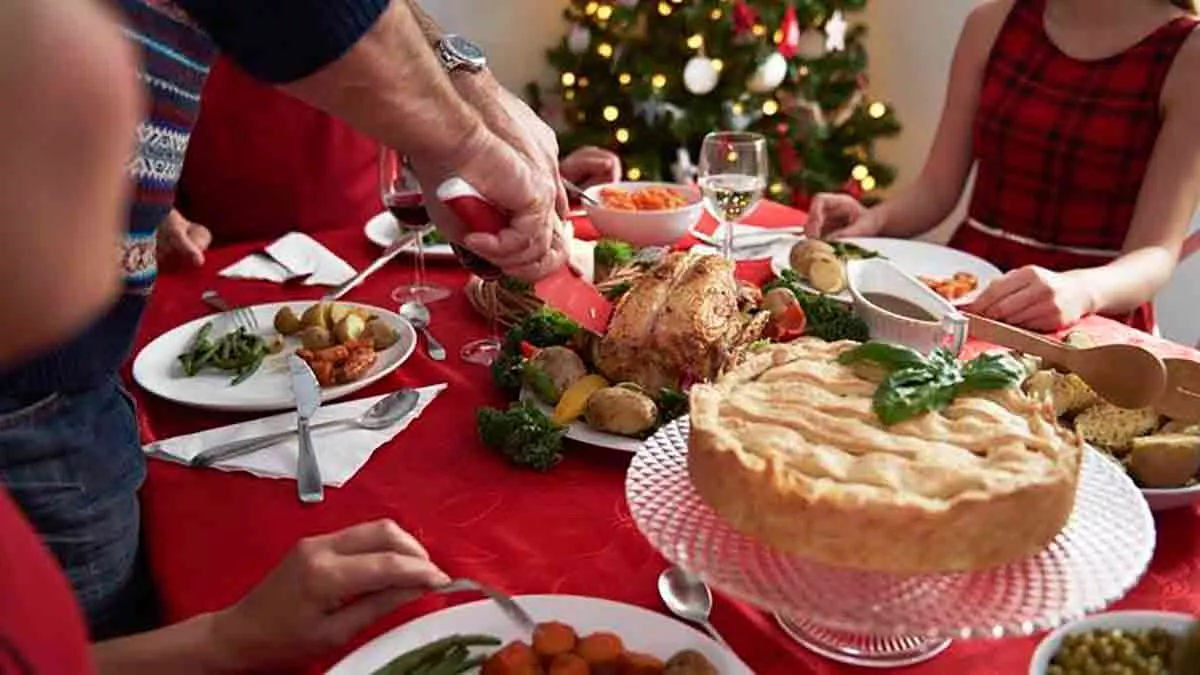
[{"left": 847, "top": 258, "right": 968, "bottom": 356}]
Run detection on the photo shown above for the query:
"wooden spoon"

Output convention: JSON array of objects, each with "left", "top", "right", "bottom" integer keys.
[
  {"left": 967, "top": 313, "right": 1167, "bottom": 409},
  {"left": 1158, "top": 358, "right": 1200, "bottom": 422}
]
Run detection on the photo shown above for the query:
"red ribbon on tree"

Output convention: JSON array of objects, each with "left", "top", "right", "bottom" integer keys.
[
  {"left": 778, "top": 3, "right": 801, "bottom": 59},
  {"left": 731, "top": 0, "right": 759, "bottom": 35}
]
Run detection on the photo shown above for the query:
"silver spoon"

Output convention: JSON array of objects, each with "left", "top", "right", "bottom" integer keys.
[
  {"left": 187, "top": 389, "right": 420, "bottom": 467},
  {"left": 400, "top": 302, "right": 446, "bottom": 361},
  {"left": 563, "top": 179, "right": 601, "bottom": 207},
  {"left": 658, "top": 567, "right": 730, "bottom": 648}
]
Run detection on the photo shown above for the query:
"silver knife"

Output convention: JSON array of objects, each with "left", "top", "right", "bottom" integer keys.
[
  {"left": 325, "top": 230, "right": 421, "bottom": 301},
  {"left": 287, "top": 354, "right": 324, "bottom": 503}
]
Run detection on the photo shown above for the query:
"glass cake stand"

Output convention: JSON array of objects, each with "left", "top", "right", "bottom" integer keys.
[{"left": 626, "top": 419, "right": 1156, "bottom": 668}]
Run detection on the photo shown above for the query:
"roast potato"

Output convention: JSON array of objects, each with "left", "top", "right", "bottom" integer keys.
[
  {"left": 585, "top": 386, "right": 658, "bottom": 437},
  {"left": 328, "top": 303, "right": 354, "bottom": 326},
  {"left": 664, "top": 649, "right": 718, "bottom": 675},
  {"left": 300, "top": 302, "right": 333, "bottom": 330},
  {"left": 1128, "top": 434, "right": 1200, "bottom": 488},
  {"left": 790, "top": 239, "right": 835, "bottom": 277},
  {"left": 363, "top": 319, "right": 399, "bottom": 351},
  {"left": 525, "top": 346, "right": 588, "bottom": 404},
  {"left": 333, "top": 314, "right": 366, "bottom": 344},
  {"left": 273, "top": 307, "right": 303, "bottom": 336},
  {"left": 807, "top": 252, "right": 847, "bottom": 293},
  {"left": 299, "top": 325, "right": 335, "bottom": 351}
]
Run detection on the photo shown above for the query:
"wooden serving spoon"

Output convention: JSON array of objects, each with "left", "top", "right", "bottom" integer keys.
[
  {"left": 966, "top": 313, "right": 1167, "bottom": 409},
  {"left": 1159, "top": 358, "right": 1200, "bottom": 422}
]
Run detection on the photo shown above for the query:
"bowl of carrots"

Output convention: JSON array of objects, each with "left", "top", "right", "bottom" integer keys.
[{"left": 583, "top": 182, "right": 703, "bottom": 247}]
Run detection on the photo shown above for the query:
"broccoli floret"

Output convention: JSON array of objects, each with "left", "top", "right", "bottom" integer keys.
[
  {"left": 490, "top": 309, "right": 581, "bottom": 394},
  {"left": 595, "top": 239, "right": 636, "bottom": 269},
  {"left": 477, "top": 402, "right": 566, "bottom": 471},
  {"left": 517, "top": 308, "right": 580, "bottom": 348}
]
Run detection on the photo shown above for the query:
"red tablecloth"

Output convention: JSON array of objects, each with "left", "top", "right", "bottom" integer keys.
[{"left": 130, "top": 203, "right": 1200, "bottom": 675}]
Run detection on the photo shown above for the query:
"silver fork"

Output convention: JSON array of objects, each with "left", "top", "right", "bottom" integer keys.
[
  {"left": 201, "top": 290, "right": 259, "bottom": 331},
  {"left": 435, "top": 579, "right": 535, "bottom": 633}
]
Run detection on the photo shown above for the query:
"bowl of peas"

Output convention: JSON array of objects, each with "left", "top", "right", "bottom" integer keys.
[{"left": 1029, "top": 611, "right": 1199, "bottom": 675}]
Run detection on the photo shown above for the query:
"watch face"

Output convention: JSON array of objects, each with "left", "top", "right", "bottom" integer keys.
[{"left": 448, "top": 35, "right": 485, "bottom": 62}]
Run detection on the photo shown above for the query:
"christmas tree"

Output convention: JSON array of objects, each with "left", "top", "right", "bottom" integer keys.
[{"left": 528, "top": 0, "right": 901, "bottom": 207}]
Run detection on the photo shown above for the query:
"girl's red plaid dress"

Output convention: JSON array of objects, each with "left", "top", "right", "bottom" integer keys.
[{"left": 949, "top": 0, "right": 1198, "bottom": 332}]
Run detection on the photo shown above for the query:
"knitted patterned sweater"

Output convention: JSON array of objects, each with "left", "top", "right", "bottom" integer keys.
[{"left": 0, "top": 0, "right": 387, "bottom": 396}]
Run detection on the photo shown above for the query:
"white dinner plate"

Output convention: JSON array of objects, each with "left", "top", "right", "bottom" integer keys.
[
  {"left": 520, "top": 389, "right": 643, "bottom": 453},
  {"left": 326, "top": 595, "right": 752, "bottom": 675},
  {"left": 364, "top": 211, "right": 455, "bottom": 259},
  {"left": 133, "top": 301, "right": 416, "bottom": 412},
  {"left": 769, "top": 237, "right": 1003, "bottom": 306}
]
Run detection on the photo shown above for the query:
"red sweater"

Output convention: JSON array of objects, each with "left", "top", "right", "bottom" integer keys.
[
  {"left": 177, "top": 56, "right": 381, "bottom": 244},
  {"left": 0, "top": 490, "right": 94, "bottom": 673}
]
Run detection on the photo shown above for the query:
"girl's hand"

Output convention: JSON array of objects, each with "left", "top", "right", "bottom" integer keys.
[
  {"left": 968, "top": 266, "right": 1096, "bottom": 332},
  {"left": 157, "top": 209, "right": 212, "bottom": 268},
  {"left": 804, "top": 193, "right": 883, "bottom": 239}
]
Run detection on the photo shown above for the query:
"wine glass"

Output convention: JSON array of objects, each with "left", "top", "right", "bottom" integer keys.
[
  {"left": 460, "top": 279, "right": 503, "bottom": 366},
  {"left": 697, "top": 131, "right": 769, "bottom": 260},
  {"left": 380, "top": 147, "right": 451, "bottom": 305}
]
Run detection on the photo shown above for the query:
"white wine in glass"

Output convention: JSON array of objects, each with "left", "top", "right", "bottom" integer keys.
[{"left": 698, "top": 132, "right": 768, "bottom": 259}]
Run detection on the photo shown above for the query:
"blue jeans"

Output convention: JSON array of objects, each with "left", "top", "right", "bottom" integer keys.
[{"left": 0, "top": 378, "right": 159, "bottom": 639}]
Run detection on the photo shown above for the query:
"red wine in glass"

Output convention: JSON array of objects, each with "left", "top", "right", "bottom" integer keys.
[
  {"left": 385, "top": 193, "right": 429, "bottom": 229},
  {"left": 380, "top": 147, "right": 450, "bottom": 305}
]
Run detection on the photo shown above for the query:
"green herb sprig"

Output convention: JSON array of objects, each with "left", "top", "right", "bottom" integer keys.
[{"left": 838, "top": 342, "right": 1026, "bottom": 425}]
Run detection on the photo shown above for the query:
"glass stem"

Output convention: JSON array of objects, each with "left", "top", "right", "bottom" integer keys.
[
  {"left": 721, "top": 219, "right": 735, "bottom": 260},
  {"left": 413, "top": 228, "right": 427, "bottom": 293}
]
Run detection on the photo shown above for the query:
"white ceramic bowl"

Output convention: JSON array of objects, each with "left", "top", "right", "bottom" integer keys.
[
  {"left": 583, "top": 181, "right": 703, "bottom": 247},
  {"left": 1029, "top": 610, "right": 1196, "bottom": 674}
]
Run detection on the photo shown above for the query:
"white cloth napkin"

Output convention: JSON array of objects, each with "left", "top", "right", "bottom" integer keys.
[
  {"left": 219, "top": 232, "right": 358, "bottom": 286},
  {"left": 143, "top": 384, "right": 447, "bottom": 487},
  {"left": 691, "top": 224, "right": 802, "bottom": 261}
]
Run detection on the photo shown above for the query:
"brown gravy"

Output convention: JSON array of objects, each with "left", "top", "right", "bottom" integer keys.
[{"left": 862, "top": 292, "right": 936, "bottom": 322}]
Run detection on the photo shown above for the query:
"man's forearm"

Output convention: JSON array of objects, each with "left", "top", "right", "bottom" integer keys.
[
  {"left": 281, "top": 0, "right": 488, "bottom": 170},
  {"left": 402, "top": 0, "right": 443, "bottom": 43}
]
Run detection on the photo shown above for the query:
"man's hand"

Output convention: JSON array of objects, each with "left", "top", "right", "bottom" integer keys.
[
  {"left": 210, "top": 520, "right": 449, "bottom": 672},
  {"left": 560, "top": 146, "right": 621, "bottom": 189},
  {"left": 968, "top": 266, "right": 1096, "bottom": 331},
  {"left": 157, "top": 208, "right": 212, "bottom": 268}
]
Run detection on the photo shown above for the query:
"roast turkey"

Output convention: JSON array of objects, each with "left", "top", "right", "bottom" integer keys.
[{"left": 594, "top": 252, "right": 766, "bottom": 392}]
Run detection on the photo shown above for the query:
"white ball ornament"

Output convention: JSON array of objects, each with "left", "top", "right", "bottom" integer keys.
[
  {"left": 747, "top": 51, "right": 787, "bottom": 94},
  {"left": 683, "top": 56, "right": 720, "bottom": 95},
  {"left": 567, "top": 24, "right": 591, "bottom": 54}
]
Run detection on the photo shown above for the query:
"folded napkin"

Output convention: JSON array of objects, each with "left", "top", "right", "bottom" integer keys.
[
  {"left": 691, "top": 224, "right": 801, "bottom": 261},
  {"left": 219, "top": 232, "right": 358, "bottom": 286},
  {"left": 144, "top": 384, "right": 447, "bottom": 487}
]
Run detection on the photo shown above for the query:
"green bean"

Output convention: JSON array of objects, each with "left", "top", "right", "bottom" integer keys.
[
  {"left": 231, "top": 350, "right": 264, "bottom": 385},
  {"left": 452, "top": 655, "right": 486, "bottom": 674},
  {"left": 371, "top": 635, "right": 501, "bottom": 675},
  {"left": 418, "top": 646, "right": 468, "bottom": 675}
]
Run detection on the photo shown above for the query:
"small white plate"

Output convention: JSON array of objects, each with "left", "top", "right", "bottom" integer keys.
[
  {"left": 133, "top": 301, "right": 416, "bottom": 412},
  {"left": 364, "top": 211, "right": 455, "bottom": 259},
  {"left": 326, "top": 595, "right": 752, "bottom": 675},
  {"left": 520, "top": 388, "right": 642, "bottom": 453},
  {"left": 769, "top": 236, "right": 1003, "bottom": 306},
  {"left": 1029, "top": 610, "right": 1196, "bottom": 675}
]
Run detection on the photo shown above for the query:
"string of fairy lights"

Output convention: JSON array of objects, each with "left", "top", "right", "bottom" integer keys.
[{"left": 556, "top": 0, "right": 895, "bottom": 194}]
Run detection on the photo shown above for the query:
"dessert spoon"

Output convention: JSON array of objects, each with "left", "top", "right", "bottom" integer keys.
[{"left": 657, "top": 567, "right": 730, "bottom": 648}]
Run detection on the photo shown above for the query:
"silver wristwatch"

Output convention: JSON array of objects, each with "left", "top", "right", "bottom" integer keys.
[{"left": 435, "top": 34, "right": 488, "bottom": 74}]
